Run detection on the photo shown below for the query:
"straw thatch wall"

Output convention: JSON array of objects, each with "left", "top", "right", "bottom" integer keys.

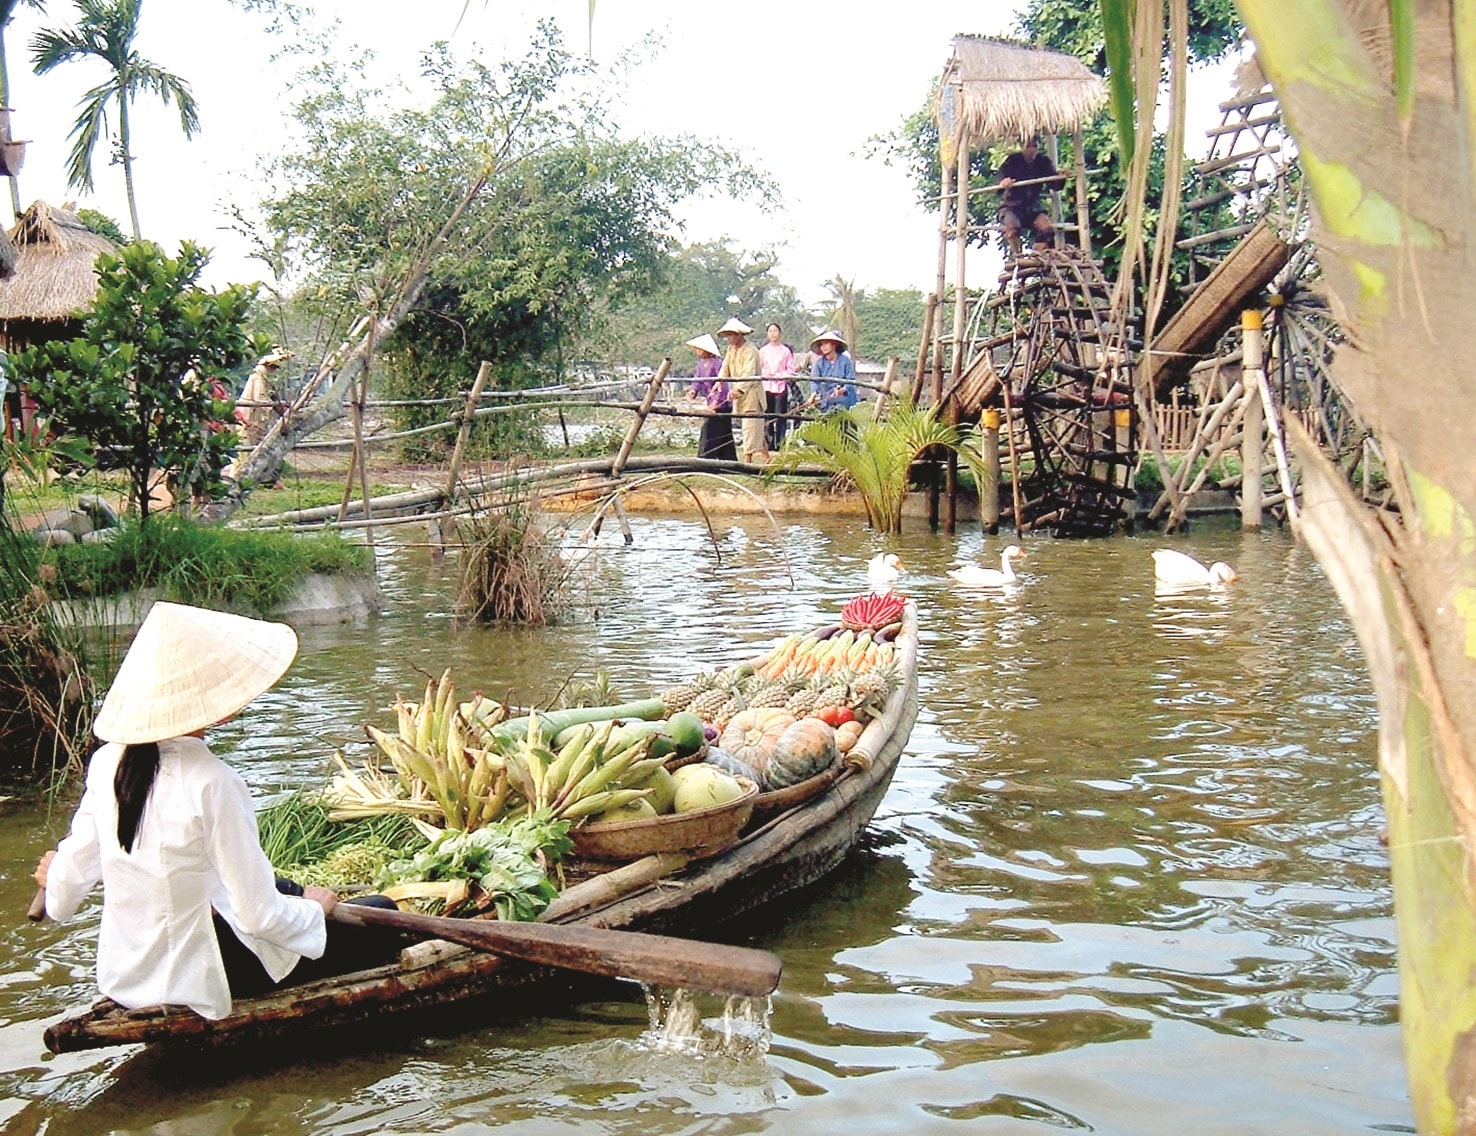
[
  {"left": 938, "top": 36, "right": 1107, "bottom": 145},
  {"left": 0, "top": 201, "right": 116, "bottom": 353}
]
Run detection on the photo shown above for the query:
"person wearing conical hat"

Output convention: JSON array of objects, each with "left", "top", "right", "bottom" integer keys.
[
  {"left": 716, "top": 317, "right": 767, "bottom": 465},
  {"left": 811, "top": 330, "right": 859, "bottom": 412},
  {"left": 33, "top": 602, "right": 395, "bottom": 1019},
  {"left": 685, "top": 333, "right": 737, "bottom": 461}
]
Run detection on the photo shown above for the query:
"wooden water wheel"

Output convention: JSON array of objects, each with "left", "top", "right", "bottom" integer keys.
[{"left": 971, "top": 248, "right": 1138, "bottom": 538}]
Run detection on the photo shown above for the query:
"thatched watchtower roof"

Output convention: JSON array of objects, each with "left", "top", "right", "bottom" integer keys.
[
  {"left": 0, "top": 200, "right": 115, "bottom": 323},
  {"left": 937, "top": 36, "right": 1107, "bottom": 145}
]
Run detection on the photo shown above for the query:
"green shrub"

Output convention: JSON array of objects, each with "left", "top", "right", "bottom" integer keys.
[{"left": 45, "top": 516, "right": 369, "bottom": 612}]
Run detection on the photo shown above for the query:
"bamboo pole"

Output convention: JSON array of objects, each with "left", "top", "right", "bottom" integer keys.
[
  {"left": 980, "top": 407, "right": 1001, "bottom": 533},
  {"left": 938, "top": 139, "right": 970, "bottom": 531},
  {"left": 1000, "top": 384, "right": 1024, "bottom": 535},
  {"left": 610, "top": 358, "right": 670, "bottom": 478},
  {"left": 1073, "top": 128, "right": 1092, "bottom": 255},
  {"left": 434, "top": 360, "right": 492, "bottom": 555},
  {"left": 875, "top": 357, "right": 898, "bottom": 418},
  {"left": 1240, "top": 310, "right": 1265, "bottom": 529},
  {"left": 911, "top": 294, "right": 937, "bottom": 406}
]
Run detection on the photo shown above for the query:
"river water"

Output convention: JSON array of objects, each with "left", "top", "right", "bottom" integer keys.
[{"left": 0, "top": 512, "right": 1412, "bottom": 1133}]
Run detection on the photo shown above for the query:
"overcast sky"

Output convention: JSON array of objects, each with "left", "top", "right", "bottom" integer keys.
[{"left": 3, "top": 1, "right": 1239, "bottom": 307}]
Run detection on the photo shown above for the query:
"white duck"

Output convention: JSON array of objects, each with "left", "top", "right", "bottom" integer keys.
[
  {"left": 1151, "top": 548, "right": 1237, "bottom": 587},
  {"left": 948, "top": 545, "right": 1026, "bottom": 587},
  {"left": 867, "top": 553, "right": 905, "bottom": 595}
]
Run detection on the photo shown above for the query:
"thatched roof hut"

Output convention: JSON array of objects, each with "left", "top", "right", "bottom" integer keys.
[
  {"left": 937, "top": 36, "right": 1107, "bottom": 145},
  {"left": 0, "top": 201, "right": 117, "bottom": 354}
]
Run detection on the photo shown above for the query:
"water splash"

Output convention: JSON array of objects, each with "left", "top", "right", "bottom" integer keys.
[{"left": 638, "top": 985, "right": 773, "bottom": 1059}]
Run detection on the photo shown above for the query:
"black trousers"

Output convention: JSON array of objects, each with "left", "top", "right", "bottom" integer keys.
[
  {"left": 215, "top": 878, "right": 408, "bottom": 997},
  {"left": 764, "top": 389, "right": 791, "bottom": 451}
]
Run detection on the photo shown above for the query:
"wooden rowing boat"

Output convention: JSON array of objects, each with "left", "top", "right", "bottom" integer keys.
[{"left": 44, "top": 602, "right": 919, "bottom": 1053}]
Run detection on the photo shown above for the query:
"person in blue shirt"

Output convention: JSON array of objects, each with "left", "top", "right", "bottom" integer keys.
[{"left": 810, "top": 330, "right": 859, "bottom": 412}]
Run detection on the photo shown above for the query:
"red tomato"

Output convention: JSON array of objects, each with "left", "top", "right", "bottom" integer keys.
[{"left": 835, "top": 706, "right": 855, "bottom": 726}]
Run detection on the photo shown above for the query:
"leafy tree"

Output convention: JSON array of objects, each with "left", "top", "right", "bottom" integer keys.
[
  {"left": 381, "top": 131, "right": 757, "bottom": 455},
  {"left": 13, "top": 240, "right": 264, "bottom": 519},
  {"left": 31, "top": 0, "right": 200, "bottom": 239},
  {"left": 599, "top": 239, "right": 813, "bottom": 369},
  {"left": 819, "top": 276, "right": 859, "bottom": 361},
  {"left": 250, "top": 24, "right": 767, "bottom": 461},
  {"left": 0, "top": 0, "right": 45, "bottom": 218},
  {"left": 850, "top": 287, "right": 927, "bottom": 364}
]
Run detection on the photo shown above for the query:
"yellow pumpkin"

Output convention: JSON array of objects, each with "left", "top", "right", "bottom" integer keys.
[{"left": 718, "top": 708, "right": 796, "bottom": 773}]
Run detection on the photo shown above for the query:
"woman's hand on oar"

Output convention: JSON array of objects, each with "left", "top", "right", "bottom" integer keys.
[
  {"left": 331, "top": 902, "right": 782, "bottom": 999},
  {"left": 27, "top": 851, "right": 54, "bottom": 921}
]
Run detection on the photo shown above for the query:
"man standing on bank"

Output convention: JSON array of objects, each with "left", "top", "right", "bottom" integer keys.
[{"left": 996, "top": 135, "right": 1063, "bottom": 257}]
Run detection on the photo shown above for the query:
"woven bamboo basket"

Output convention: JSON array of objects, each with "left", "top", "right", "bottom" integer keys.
[{"left": 570, "top": 778, "right": 759, "bottom": 862}]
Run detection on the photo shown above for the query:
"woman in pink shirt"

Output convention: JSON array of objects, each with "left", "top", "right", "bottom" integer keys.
[{"left": 759, "top": 323, "right": 797, "bottom": 452}]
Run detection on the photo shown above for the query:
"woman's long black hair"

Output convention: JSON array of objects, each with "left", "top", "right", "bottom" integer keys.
[{"left": 114, "top": 742, "right": 160, "bottom": 853}]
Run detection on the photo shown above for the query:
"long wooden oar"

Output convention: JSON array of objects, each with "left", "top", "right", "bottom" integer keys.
[
  {"left": 30, "top": 886, "right": 782, "bottom": 996},
  {"left": 331, "top": 902, "right": 782, "bottom": 997}
]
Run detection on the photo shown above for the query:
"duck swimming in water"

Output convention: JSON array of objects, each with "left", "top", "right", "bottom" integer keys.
[
  {"left": 947, "top": 545, "right": 1026, "bottom": 587},
  {"left": 1151, "top": 548, "right": 1237, "bottom": 587},
  {"left": 867, "top": 553, "right": 904, "bottom": 595}
]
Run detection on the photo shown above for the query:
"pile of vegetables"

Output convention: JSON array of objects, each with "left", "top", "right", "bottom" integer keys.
[{"left": 262, "top": 597, "right": 905, "bottom": 912}]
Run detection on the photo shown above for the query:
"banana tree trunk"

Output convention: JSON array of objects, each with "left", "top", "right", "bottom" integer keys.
[{"left": 1234, "top": 3, "right": 1476, "bottom": 1130}]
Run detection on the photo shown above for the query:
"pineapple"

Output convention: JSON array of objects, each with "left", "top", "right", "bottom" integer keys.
[
  {"left": 747, "top": 681, "right": 791, "bottom": 708},
  {"left": 714, "top": 662, "right": 755, "bottom": 689},
  {"left": 785, "top": 687, "right": 821, "bottom": 717},
  {"left": 688, "top": 687, "right": 730, "bottom": 722},
  {"left": 658, "top": 671, "right": 715, "bottom": 714},
  {"left": 711, "top": 693, "right": 747, "bottom": 727}
]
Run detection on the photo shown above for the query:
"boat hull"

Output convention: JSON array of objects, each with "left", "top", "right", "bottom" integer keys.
[{"left": 44, "top": 608, "right": 919, "bottom": 1053}]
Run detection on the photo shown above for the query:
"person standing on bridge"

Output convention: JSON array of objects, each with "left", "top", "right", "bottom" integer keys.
[
  {"left": 996, "top": 135, "right": 1063, "bottom": 257},
  {"left": 717, "top": 317, "right": 767, "bottom": 465}
]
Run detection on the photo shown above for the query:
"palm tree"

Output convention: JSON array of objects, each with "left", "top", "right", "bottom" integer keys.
[
  {"left": 1102, "top": 3, "right": 1476, "bottom": 1129},
  {"left": 0, "top": 1, "right": 44, "bottom": 219},
  {"left": 31, "top": 0, "right": 198, "bottom": 239},
  {"left": 773, "top": 404, "right": 988, "bottom": 533},
  {"left": 822, "top": 275, "right": 860, "bottom": 358}
]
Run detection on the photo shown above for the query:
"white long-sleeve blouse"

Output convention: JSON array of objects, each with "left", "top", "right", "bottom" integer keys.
[{"left": 45, "top": 736, "right": 327, "bottom": 1019}]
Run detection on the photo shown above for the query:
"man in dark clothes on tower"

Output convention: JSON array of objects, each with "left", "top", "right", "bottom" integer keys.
[{"left": 996, "top": 135, "right": 1063, "bottom": 256}]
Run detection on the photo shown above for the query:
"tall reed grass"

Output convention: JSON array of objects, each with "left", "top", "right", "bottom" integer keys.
[
  {"left": 455, "top": 491, "right": 576, "bottom": 625},
  {"left": 0, "top": 509, "right": 95, "bottom": 788}
]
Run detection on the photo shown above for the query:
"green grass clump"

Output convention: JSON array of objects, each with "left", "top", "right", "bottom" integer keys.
[{"left": 44, "top": 515, "right": 370, "bottom": 612}]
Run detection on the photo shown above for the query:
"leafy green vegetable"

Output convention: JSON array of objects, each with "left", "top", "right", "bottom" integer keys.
[{"left": 377, "top": 812, "right": 573, "bottom": 921}]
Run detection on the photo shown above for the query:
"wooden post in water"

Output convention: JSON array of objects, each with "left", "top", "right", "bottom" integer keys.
[
  {"left": 612, "top": 358, "right": 670, "bottom": 478},
  {"left": 875, "top": 357, "right": 898, "bottom": 418},
  {"left": 937, "top": 138, "right": 970, "bottom": 531},
  {"left": 980, "top": 407, "right": 1001, "bottom": 533},
  {"left": 1240, "top": 310, "right": 1265, "bottom": 530},
  {"left": 435, "top": 360, "right": 492, "bottom": 555},
  {"left": 591, "top": 359, "right": 670, "bottom": 541}
]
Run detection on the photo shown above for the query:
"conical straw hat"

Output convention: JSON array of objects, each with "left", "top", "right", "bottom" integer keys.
[
  {"left": 717, "top": 317, "right": 753, "bottom": 336},
  {"left": 92, "top": 602, "right": 299, "bottom": 744},
  {"left": 685, "top": 333, "right": 721, "bottom": 357}
]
